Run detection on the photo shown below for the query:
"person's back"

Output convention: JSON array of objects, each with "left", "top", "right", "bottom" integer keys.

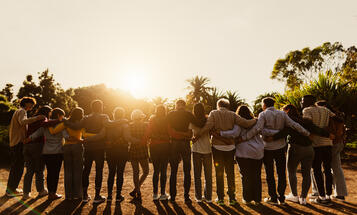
[
  {"left": 167, "top": 109, "right": 195, "bottom": 132},
  {"left": 82, "top": 113, "right": 109, "bottom": 149},
  {"left": 260, "top": 107, "right": 289, "bottom": 131}
]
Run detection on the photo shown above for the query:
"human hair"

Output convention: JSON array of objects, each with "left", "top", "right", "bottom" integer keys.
[
  {"left": 236, "top": 105, "right": 254, "bottom": 120},
  {"left": 155, "top": 105, "right": 166, "bottom": 118},
  {"left": 302, "top": 95, "right": 316, "bottom": 106},
  {"left": 35, "top": 105, "right": 52, "bottom": 118},
  {"left": 68, "top": 107, "right": 84, "bottom": 122},
  {"left": 91, "top": 99, "right": 103, "bottom": 113},
  {"left": 315, "top": 100, "right": 327, "bottom": 107},
  {"left": 50, "top": 108, "right": 65, "bottom": 120},
  {"left": 19, "top": 97, "right": 36, "bottom": 108},
  {"left": 282, "top": 104, "right": 301, "bottom": 123},
  {"left": 113, "top": 107, "right": 125, "bottom": 120},
  {"left": 175, "top": 99, "right": 186, "bottom": 107},
  {"left": 193, "top": 103, "right": 207, "bottom": 128},
  {"left": 217, "top": 98, "right": 230, "bottom": 109},
  {"left": 262, "top": 97, "right": 275, "bottom": 108}
]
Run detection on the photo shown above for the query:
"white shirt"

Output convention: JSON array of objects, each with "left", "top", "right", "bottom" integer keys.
[{"left": 189, "top": 124, "right": 212, "bottom": 154}]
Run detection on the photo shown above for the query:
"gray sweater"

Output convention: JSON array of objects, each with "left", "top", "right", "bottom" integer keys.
[{"left": 30, "top": 127, "right": 68, "bottom": 154}]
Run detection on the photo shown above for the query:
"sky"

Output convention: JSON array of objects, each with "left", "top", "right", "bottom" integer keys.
[{"left": 0, "top": 0, "right": 356, "bottom": 104}]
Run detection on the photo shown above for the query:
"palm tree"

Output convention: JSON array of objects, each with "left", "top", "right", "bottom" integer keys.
[
  {"left": 186, "top": 76, "right": 212, "bottom": 104},
  {"left": 224, "top": 90, "right": 247, "bottom": 112},
  {"left": 206, "top": 87, "right": 224, "bottom": 111},
  {"left": 151, "top": 96, "right": 168, "bottom": 105}
]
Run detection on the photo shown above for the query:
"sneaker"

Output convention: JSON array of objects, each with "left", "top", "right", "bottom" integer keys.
[
  {"left": 264, "top": 197, "right": 278, "bottom": 205},
  {"left": 215, "top": 198, "right": 224, "bottom": 206},
  {"left": 195, "top": 198, "right": 202, "bottom": 203},
  {"left": 299, "top": 197, "right": 307, "bottom": 205},
  {"left": 116, "top": 195, "right": 124, "bottom": 203},
  {"left": 6, "top": 188, "right": 23, "bottom": 197},
  {"left": 37, "top": 189, "right": 49, "bottom": 198},
  {"left": 308, "top": 193, "right": 319, "bottom": 199},
  {"left": 332, "top": 196, "right": 345, "bottom": 202},
  {"left": 159, "top": 194, "right": 169, "bottom": 201},
  {"left": 279, "top": 200, "right": 286, "bottom": 205},
  {"left": 310, "top": 196, "right": 332, "bottom": 206},
  {"left": 48, "top": 193, "right": 62, "bottom": 200},
  {"left": 242, "top": 199, "right": 252, "bottom": 205},
  {"left": 22, "top": 193, "right": 32, "bottom": 200},
  {"left": 253, "top": 201, "right": 262, "bottom": 206},
  {"left": 153, "top": 193, "right": 159, "bottom": 201},
  {"left": 83, "top": 194, "right": 91, "bottom": 203},
  {"left": 168, "top": 196, "right": 176, "bottom": 202},
  {"left": 93, "top": 195, "right": 106, "bottom": 204},
  {"left": 204, "top": 198, "right": 212, "bottom": 203},
  {"left": 229, "top": 198, "right": 238, "bottom": 206},
  {"left": 285, "top": 193, "right": 299, "bottom": 203}
]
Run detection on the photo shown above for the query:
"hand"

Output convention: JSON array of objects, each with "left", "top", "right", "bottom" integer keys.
[{"left": 23, "top": 137, "right": 31, "bottom": 144}]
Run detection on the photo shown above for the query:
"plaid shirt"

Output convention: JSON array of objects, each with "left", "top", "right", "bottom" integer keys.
[{"left": 129, "top": 121, "right": 148, "bottom": 160}]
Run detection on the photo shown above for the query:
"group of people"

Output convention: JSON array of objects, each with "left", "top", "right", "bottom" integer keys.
[{"left": 5, "top": 95, "right": 347, "bottom": 207}]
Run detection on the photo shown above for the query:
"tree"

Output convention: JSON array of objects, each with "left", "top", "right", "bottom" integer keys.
[
  {"left": 224, "top": 90, "right": 246, "bottom": 112},
  {"left": 271, "top": 42, "right": 345, "bottom": 89},
  {"left": 339, "top": 46, "right": 357, "bottom": 84},
  {"left": 0, "top": 83, "right": 14, "bottom": 102},
  {"left": 206, "top": 87, "right": 224, "bottom": 111},
  {"left": 151, "top": 97, "right": 168, "bottom": 106},
  {"left": 186, "top": 76, "right": 212, "bottom": 104}
]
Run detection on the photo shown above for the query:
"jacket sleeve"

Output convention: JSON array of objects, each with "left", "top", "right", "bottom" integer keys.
[
  {"left": 198, "top": 112, "right": 215, "bottom": 135},
  {"left": 29, "top": 127, "right": 45, "bottom": 140},
  {"left": 18, "top": 110, "right": 41, "bottom": 126},
  {"left": 48, "top": 122, "right": 65, "bottom": 134},
  {"left": 284, "top": 114, "right": 310, "bottom": 136},
  {"left": 220, "top": 125, "right": 241, "bottom": 138},
  {"left": 241, "top": 113, "right": 265, "bottom": 141},
  {"left": 234, "top": 114, "right": 257, "bottom": 128}
]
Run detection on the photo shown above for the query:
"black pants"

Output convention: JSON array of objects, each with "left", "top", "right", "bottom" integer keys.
[
  {"left": 263, "top": 147, "right": 287, "bottom": 202},
  {"left": 312, "top": 146, "right": 333, "bottom": 197},
  {"left": 212, "top": 147, "right": 236, "bottom": 200},
  {"left": 6, "top": 143, "right": 24, "bottom": 193},
  {"left": 43, "top": 154, "right": 63, "bottom": 193},
  {"left": 106, "top": 145, "right": 128, "bottom": 197},
  {"left": 82, "top": 148, "right": 105, "bottom": 196},
  {"left": 237, "top": 157, "right": 262, "bottom": 202},
  {"left": 151, "top": 143, "right": 169, "bottom": 195},
  {"left": 169, "top": 140, "right": 191, "bottom": 199}
]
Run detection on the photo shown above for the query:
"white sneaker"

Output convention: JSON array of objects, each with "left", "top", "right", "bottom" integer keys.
[
  {"left": 195, "top": 198, "right": 202, "bottom": 203},
  {"left": 6, "top": 188, "right": 23, "bottom": 197},
  {"left": 285, "top": 193, "right": 299, "bottom": 203},
  {"left": 299, "top": 197, "right": 307, "bottom": 205},
  {"left": 153, "top": 193, "right": 159, "bottom": 201},
  {"left": 38, "top": 189, "right": 48, "bottom": 197},
  {"left": 22, "top": 193, "right": 32, "bottom": 200},
  {"left": 159, "top": 194, "right": 169, "bottom": 201}
]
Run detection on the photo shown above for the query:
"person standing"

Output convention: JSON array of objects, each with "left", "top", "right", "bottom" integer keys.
[
  {"left": 220, "top": 105, "right": 265, "bottom": 205},
  {"left": 189, "top": 103, "right": 212, "bottom": 203},
  {"left": 241, "top": 97, "right": 310, "bottom": 205},
  {"left": 22, "top": 105, "right": 52, "bottom": 199},
  {"left": 197, "top": 99, "right": 257, "bottom": 206},
  {"left": 6, "top": 97, "right": 45, "bottom": 197},
  {"left": 145, "top": 105, "right": 170, "bottom": 201},
  {"left": 302, "top": 95, "right": 335, "bottom": 205}
]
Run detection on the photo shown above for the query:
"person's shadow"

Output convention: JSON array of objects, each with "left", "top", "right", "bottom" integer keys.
[
  {"left": 133, "top": 202, "right": 155, "bottom": 215},
  {"left": 48, "top": 199, "right": 82, "bottom": 215}
]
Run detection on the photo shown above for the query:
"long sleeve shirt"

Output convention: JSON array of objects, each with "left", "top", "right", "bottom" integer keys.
[
  {"left": 9, "top": 108, "right": 42, "bottom": 147},
  {"left": 199, "top": 107, "right": 257, "bottom": 147},
  {"left": 242, "top": 107, "right": 310, "bottom": 150},
  {"left": 30, "top": 127, "right": 69, "bottom": 154}
]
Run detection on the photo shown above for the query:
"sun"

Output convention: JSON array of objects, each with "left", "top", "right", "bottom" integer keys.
[{"left": 121, "top": 72, "right": 148, "bottom": 98}]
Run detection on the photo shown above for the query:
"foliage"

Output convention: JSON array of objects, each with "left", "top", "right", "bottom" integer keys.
[
  {"left": 186, "top": 76, "right": 212, "bottom": 104},
  {"left": 0, "top": 83, "right": 14, "bottom": 102},
  {"left": 206, "top": 87, "right": 224, "bottom": 112},
  {"left": 223, "top": 90, "right": 247, "bottom": 112},
  {"left": 17, "top": 69, "right": 77, "bottom": 114},
  {"left": 0, "top": 126, "right": 9, "bottom": 147}
]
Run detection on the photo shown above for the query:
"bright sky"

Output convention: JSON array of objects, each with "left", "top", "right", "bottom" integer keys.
[{"left": 0, "top": 0, "right": 356, "bottom": 103}]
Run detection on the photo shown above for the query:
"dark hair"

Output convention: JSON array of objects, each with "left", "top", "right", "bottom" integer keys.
[
  {"left": 19, "top": 97, "right": 36, "bottom": 108},
  {"left": 217, "top": 98, "right": 230, "bottom": 109},
  {"left": 155, "top": 105, "right": 166, "bottom": 118},
  {"left": 91, "top": 99, "right": 103, "bottom": 113},
  {"left": 303, "top": 95, "right": 316, "bottom": 106},
  {"left": 35, "top": 105, "right": 52, "bottom": 118},
  {"left": 282, "top": 104, "right": 301, "bottom": 123},
  {"left": 262, "top": 97, "right": 275, "bottom": 108},
  {"left": 50, "top": 108, "right": 65, "bottom": 120},
  {"left": 69, "top": 107, "right": 84, "bottom": 122},
  {"left": 175, "top": 99, "right": 186, "bottom": 107},
  {"left": 315, "top": 100, "right": 327, "bottom": 107},
  {"left": 193, "top": 103, "right": 207, "bottom": 128},
  {"left": 236, "top": 105, "right": 254, "bottom": 120},
  {"left": 113, "top": 107, "right": 125, "bottom": 120}
]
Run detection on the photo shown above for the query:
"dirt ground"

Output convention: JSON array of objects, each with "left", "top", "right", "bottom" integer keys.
[{"left": 0, "top": 150, "right": 357, "bottom": 215}]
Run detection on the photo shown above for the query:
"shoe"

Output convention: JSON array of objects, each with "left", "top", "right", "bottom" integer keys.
[
  {"left": 185, "top": 197, "right": 192, "bottom": 203},
  {"left": 22, "top": 193, "right": 32, "bottom": 200},
  {"left": 242, "top": 199, "right": 252, "bottom": 205},
  {"left": 285, "top": 193, "right": 299, "bottom": 203},
  {"left": 107, "top": 195, "right": 112, "bottom": 201},
  {"left": 48, "top": 193, "right": 62, "bottom": 200},
  {"left": 279, "top": 200, "right": 286, "bottom": 205},
  {"left": 215, "top": 198, "right": 224, "bottom": 206},
  {"left": 116, "top": 195, "right": 124, "bottom": 203},
  {"left": 93, "top": 195, "right": 106, "bottom": 204},
  {"left": 204, "top": 198, "right": 212, "bottom": 203},
  {"left": 229, "top": 198, "right": 238, "bottom": 206},
  {"left": 264, "top": 197, "right": 278, "bottom": 205},
  {"left": 83, "top": 194, "right": 91, "bottom": 203},
  {"left": 308, "top": 193, "right": 319, "bottom": 199},
  {"left": 129, "top": 189, "right": 137, "bottom": 197},
  {"left": 159, "top": 194, "right": 169, "bottom": 201},
  {"left": 332, "top": 196, "right": 345, "bottom": 202},
  {"left": 310, "top": 196, "right": 332, "bottom": 206},
  {"left": 253, "top": 201, "right": 262, "bottom": 206},
  {"left": 6, "top": 188, "right": 23, "bottom": 197},
  {"left": 37, "top": 189, "right": 49, "bottom": 198},
  {"left": 195, "top": 198, "right": 202, "bottom": 203},
  {"left": 153, "top": 193, "right": 159, "bottom": 201},
  {"left": 299, "top": 197, "right": 307, "bottom": 205},
  {"left": 168, "top": 196, "right": 176, "bottom": 202}
]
